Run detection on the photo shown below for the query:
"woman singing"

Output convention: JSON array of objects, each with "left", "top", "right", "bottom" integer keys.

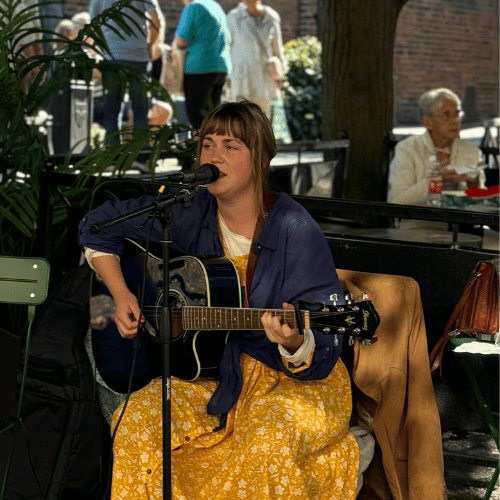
[{"left": 78, "top": 101, "right": 359, "bottom": 499}]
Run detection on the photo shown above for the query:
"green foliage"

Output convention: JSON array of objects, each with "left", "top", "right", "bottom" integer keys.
[
  {"left": 282, "top": 36, "right": 322, "bottom": 141},
  {"left": 0, "top": 0, "right": 196, "bottom": 332},
  {"left": 0, "top": 0, "right": 196, "bottom": 256}
]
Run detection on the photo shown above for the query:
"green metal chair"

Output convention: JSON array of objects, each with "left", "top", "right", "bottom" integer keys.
[
  {"left": 449, "top": 335, "right": 499, "bottom": 500},
  {"left": 0, "top": 256, "right": 50, "bottom": 500}
]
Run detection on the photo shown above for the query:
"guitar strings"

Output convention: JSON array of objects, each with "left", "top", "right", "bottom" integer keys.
[
  {"left": 139, "top": 304, "right": 360, "bottom": 314},
  {"left": 138, "top": 293, "right": 371, "bottom": 332},
  {"left": 140, "top": 305, "right": 358, "bottom": 317},
  {"left": 140, "top": 307, "right": 366, "bottom": 334}
]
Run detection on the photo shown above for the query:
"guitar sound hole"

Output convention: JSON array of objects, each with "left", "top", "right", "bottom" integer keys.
[
  {"left": 168, "top": 291, "right": 186, "bottom": 338},
  {"left": 170, "top": 298, "right": 184, "bottom": 308}
]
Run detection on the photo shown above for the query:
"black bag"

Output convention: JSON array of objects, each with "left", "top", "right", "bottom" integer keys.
[{"left": 5, "top": 264, "right": 103, "bottom": 500}]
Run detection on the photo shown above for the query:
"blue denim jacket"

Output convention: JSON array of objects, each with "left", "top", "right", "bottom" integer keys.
[{"left": 78, "top": 190, "right": 345, "bottom": 420}]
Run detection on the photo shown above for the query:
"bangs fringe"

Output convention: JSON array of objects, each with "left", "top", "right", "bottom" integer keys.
[
  {"left": 196, "top": 101, "right": 272, "bottom": 218},
  {"left": 201, "top": 113, "right": 250, "bottom": 149}
]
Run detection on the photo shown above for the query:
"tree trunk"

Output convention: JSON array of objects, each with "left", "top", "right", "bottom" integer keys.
[{"left": 320, "top": 0, "right": 408, "bottom": 201}]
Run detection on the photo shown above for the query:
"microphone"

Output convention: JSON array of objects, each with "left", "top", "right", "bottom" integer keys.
[
  {"left": 89, "top": 165, "right": 219, "bottom": 234},
  {"left": 161, "top": 164, "right": 220, "bottom": 184}
]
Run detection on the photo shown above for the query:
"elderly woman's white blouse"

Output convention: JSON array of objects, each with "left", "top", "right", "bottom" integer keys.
[{"left": 387, "top": 130, "right": 482, "bottom": 205}]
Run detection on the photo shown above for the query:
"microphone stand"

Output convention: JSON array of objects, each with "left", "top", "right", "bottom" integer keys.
[{"left": 91, "top": 186, "right": 197, "bottom": 500}]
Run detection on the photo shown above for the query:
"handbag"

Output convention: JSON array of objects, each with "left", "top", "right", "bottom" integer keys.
[
  {"left": 161, "top": 44, "right": 186, "bottom": 96},
  {"left": 429, "top": 258, "right": 499, "bottom": 374},
  {"left": 267, "top": 56, "right": 284, "bottom": 81}
]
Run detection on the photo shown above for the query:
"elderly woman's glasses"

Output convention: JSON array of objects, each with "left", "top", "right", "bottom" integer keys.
[{"left": 434, "top": 110, "right": 465, "bottom": 122}]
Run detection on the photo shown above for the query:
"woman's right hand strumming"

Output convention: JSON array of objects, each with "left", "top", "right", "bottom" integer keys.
[
  {"left": 91, "top": 254, "right": 143, "bottom": 339},
  {"left": 112, "top": 290, "right": 143, "bottom": 339}
]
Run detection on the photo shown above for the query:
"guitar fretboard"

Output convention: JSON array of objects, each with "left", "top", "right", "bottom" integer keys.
[{"left": 179, "top": 306, "right": 310, "bottom": 331}]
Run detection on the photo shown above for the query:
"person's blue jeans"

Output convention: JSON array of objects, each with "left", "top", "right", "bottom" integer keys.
[{"left": 102, "top": 60, "right": 149, "bottom": 144}]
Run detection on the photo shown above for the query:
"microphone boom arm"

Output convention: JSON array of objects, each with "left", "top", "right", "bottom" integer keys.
[{"left": 90, "top": 189, "right": 195, "bottom": 234}]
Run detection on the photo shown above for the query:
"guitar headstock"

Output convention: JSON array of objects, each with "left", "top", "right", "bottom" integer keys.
[{"left": 307, "top": 293, "right": 380, "bottom": 346}]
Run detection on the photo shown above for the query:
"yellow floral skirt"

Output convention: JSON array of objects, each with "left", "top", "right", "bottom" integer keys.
[{"left": 111, "top": 354, "right": 359, "bottom": 499}]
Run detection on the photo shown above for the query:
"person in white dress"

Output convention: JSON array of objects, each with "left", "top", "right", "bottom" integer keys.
[{"left": 226, "top": 0, "right": 288, "bottom": 118}]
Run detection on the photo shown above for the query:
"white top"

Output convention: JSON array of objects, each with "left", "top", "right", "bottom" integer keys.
[
  {"left": 12, "top": 0, "right": 42, "bottom": 45},
  {"left": 217, "top": 210, "right": 252, "bottom": 258},
  {"left": 226, "top": 3, "right": 288, "bottom": 102},
  {"left": 387, "top": 130, "right": 482, "bottom": 205},
  {"left": 85, "top": 247, "right": 118, "bottom": 272}
]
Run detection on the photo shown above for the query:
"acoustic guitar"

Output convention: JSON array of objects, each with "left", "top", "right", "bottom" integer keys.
[{"left": 90, "top": 240, "right": 380, "bottom": 393}]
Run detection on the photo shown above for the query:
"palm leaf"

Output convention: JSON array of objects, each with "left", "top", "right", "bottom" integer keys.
[
  {"left": 0, "top": 0, "right": 198, "bottom": 261},
  {"left": 0, "top": 189, "right": 36, "bottom": 238}
]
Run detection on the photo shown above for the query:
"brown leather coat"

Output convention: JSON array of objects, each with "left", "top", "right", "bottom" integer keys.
[{"left": 337, "top": 270, "right": 447, "bottom": 500}]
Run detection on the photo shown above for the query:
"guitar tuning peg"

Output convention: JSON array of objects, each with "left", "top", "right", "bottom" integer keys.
[
  {"left": 330, "top": 294, "right": 339, "bottom": 306},
  {"left": 362, "top": 292, "right": 368, "bottom": 300},
  {"left": 345, "top": 293, "right": 354, "bottom": 304},
  {"left": 333, "top": 334, "right": 338, "bottom": 346},
  {"left": 322, "top": 302, "right": 329, "bottom": 312},
  {"left": 362, "top": 339, "right": 373, "bottom": 346},
  {"left": 348, "top": 336, "right": 355, "bottom": 346}
]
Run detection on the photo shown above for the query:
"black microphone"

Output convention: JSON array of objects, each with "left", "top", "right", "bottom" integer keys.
[{"left": 161, "top": 164, "right": 220, "bottom": 184}]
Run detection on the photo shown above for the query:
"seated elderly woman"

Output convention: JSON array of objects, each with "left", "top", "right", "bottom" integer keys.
[{"left": 387, "top": 87, "right": 482, "bottom": 207}]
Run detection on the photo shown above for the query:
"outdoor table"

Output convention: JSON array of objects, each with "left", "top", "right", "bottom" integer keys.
[{"left": 441, "top": 190, "right": 499, "bottom": 213}]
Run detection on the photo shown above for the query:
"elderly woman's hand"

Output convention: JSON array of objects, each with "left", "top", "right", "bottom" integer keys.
[{"left": 442, "top": 168, "right": 481, "bottom": 189}]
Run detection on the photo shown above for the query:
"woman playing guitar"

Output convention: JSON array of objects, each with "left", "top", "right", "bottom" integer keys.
[{"left": 78, "top": 101, "right": 360, "bottom": 499}]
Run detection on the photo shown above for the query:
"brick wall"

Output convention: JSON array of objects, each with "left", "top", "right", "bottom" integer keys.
[
  {"left": 63, "top": 0, "right": 498, "bottom": 125},
  {"left": 393, "top": 0, "right": 499, "bottom": 124}
]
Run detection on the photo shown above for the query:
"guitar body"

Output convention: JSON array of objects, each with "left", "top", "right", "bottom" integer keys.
[
  {"left": 91, "top": 240, "right": 241, "bottom": 393},
  {"left": 91, "top": 250, "right": 162, "bottom": 394},
  {"left": 168, "top": 255, "right": 241, "bottom": 380}
]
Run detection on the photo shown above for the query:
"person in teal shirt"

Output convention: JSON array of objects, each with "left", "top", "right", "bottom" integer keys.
[{"left": 175, "top": 0, "right": 231, "bottom": 129}]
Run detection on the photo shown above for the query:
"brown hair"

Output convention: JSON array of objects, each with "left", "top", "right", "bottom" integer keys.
[{"left": 196, "top": 100, "right": 277, "bottom": 216}]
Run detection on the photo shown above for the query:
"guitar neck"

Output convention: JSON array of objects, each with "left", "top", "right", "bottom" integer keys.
[{"left": 180, "top": 306, "right": 310, "bottom": 331}]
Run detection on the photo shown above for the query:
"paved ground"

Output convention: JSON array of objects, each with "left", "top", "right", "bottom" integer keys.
[{"left": 444, "top": 431, "right": 499, "bottom": 499}]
